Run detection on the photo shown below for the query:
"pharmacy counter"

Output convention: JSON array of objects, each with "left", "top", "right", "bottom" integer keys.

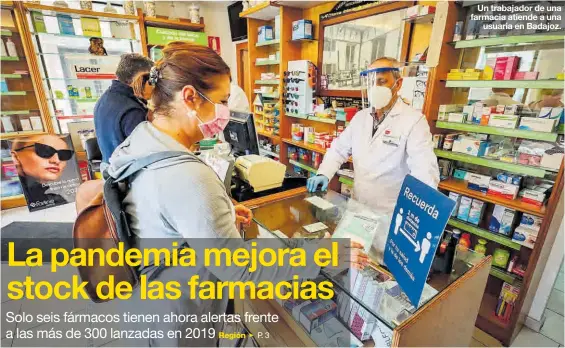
[{"left": 236, "top": 190, "right": 492, "bottom": 347}]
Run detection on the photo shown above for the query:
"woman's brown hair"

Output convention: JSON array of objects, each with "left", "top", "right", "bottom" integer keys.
[{"left": 132, "top": 41, "right": 230, "bottom": 113}]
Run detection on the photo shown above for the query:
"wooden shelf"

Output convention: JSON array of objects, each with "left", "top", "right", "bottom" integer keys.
[
  {"left": 0, "top": 74, "right": 21, "bottom": 79},
  {"left": 434, "top": 149, "right": 550, "bottom": 178},
  {"left": 478, "top": 293, "right": 511, "bottom": 330},
  {"left": 0, "top": 56, "right": 19, "bottom": 61},
  {"left": 1, "top": 131, "right": 46, "bottom": 139},
  {"left": 283, "top": 138, "right": 327, "bottom": 154},
  {"left": 255, "top": 79, "right": 280, "bottom": 85},
  {"left": 1, "top": 194, "right": 26, "bottom": 210},
  {"left": 0, "top": 110, "right": 30, "bottom": 116},
  {"left": 145, "top": 17, "right": 204, "bottom": 31},
  {"left": 257, "top": 130, "right": 280, "bottom": 142},
  {"left": 23, "top": 3, "right": 139, "bottom": 22},
  {"left": 436, "top": 121, "right": 559, "bottom": 142},
  {"left": 0, "top": 91, "right": 26, "bottom": 96},
  {"left": 438, "top": 178, "right": 546, "bottom": 217},
  {"left": 239, "top": 1, "right": 280, "bottom": 20},
  {"left": 256, "top": 39, "right": 280, "bottom": 47},
  {"left": 445, "top": 79, "right": 563, "bottom": 89},
  {"left": 255, "top": 59, "right": 280, "bottom": 66}
]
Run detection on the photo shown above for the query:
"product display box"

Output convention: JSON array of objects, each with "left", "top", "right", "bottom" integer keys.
[
  {"left": 457, "top": 196, "right": 473, "bottom": 221},
  {"left": 521, "top": 189, "right": 546, "bottom": 206},
  {"left": 489, "top": 205, "right": 517, "bottom": 236},
  {"left": 519, "top": 213, "right": 542, "bottom": 233},
  {"left": 488, "top": 180, "right": 519, "bottom": 200},
  {"left": 448, "top": 192, "right": 461, "bottom": 217},
  {"left": 518, "top": 117, "right": 556, "bottom": 132},
  {"left": 452, "top": 137, "right": 489, "bottom": 157},
  {"left": 258, "top": 25, "right": 274, "bottom": 42},
  {"left": 468, "top": 199, "right": 485, "bottom": 225},
  {"left": 292, "top": 19, "right": 313, "bottom": 40},
  {"left": 494, "top": 56, "right": 520, "bottom": 80},
  {"left": 512, "top": 226, "right": 537, "bottom": 249},
  {"left": 467, "top": 173, "right": 491, "bottom": 193},
  {"left": 488, "top": 114, "right": 519, "bottom": 129},
  {"left": 448, "top": 112, "right": 466, "bottom": 123}
]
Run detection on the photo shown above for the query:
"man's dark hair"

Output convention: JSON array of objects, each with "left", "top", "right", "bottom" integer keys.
[{"left": 116, "top": 53, "right": 153, "bottom": 85}]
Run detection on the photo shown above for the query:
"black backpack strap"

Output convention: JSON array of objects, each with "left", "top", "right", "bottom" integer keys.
[{"left": 112, "top": 151, "right": 194, "bottom": 182}]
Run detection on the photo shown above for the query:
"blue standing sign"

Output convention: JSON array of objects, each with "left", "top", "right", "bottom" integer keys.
[{"left": 383, "top": 175, "right": 456, "bottom": 307}]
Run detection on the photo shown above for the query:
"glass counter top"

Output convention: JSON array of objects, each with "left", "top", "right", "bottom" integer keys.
[{"left": 248, "top": 190, "right": 484, "bottom": 344}]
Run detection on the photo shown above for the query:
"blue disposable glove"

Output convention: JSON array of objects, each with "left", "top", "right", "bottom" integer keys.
[{"left": 307, "top": 175, "right": 329, "bottom": 192}]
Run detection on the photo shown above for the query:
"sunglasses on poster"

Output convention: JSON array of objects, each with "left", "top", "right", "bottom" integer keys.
[
  {"left": 284, "top": 78, "right": 305, "bottom": 84},
  {"left": 15, "top": 143, "right": 75, "bottom": 161}
]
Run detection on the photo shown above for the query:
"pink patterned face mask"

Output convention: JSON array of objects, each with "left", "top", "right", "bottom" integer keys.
[{"left": 192, "top": 91, "right": 230, "bottom": 139}]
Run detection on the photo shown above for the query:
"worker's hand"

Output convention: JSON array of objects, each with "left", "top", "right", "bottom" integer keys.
[
  {"left": 323, "top": 232, "right": 369, "bottom": 271},
  {"left": 307, "top": 175, "right": 329, "bottom": 192},
  {"left": 234, "top": 204, "right": 253, "bottom": 227}
]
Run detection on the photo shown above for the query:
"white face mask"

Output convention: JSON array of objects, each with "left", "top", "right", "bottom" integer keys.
[{"left": 369, "top": 85, "right": 393, "bottom": 110}]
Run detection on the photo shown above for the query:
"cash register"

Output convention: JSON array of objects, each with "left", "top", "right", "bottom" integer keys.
[{"left": 200, "top": 111, "right": 306, "bottom": 202}]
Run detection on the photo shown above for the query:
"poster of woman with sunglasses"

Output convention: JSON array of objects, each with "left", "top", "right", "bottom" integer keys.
[{"left": 10, "top": 134, "right": 81, "bottom": 212}]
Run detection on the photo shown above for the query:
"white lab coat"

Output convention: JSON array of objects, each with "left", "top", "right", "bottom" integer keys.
[{"left": 317, "top": 99, "right": 440, "bottom": 216}]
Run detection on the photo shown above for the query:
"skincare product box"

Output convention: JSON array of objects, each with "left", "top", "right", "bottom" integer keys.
[
  {"left": 519, "top": 213, "right": 542, "bottom": 232},
  {"left": 494, "top": 56, "right": 520, "bottom": 80},
  {"left": 457, "top": 196, "right": 472, "bottom": 222},
  {"left": 495, "top": 105, "right": 506, "bottom": 113},
  {"left": 504, "top": 105, "right": 521, "bottom": 115},
  {"left": 518, "top": 117, "right": 556, "bottom": 132},
  {"left": 292, "top": 19, "right": 313, "bottom": 40},
  {"left": 489, "top": 205, "right": 517, "bottom": 235},
  {"left": 31, "top": 11, "right": 47, "bottom": 33},
  {"left": 512, "top": 226, "right": 537, "bottom": 249},
  {"left": 483, "top": 57, "right": 496, "bottom": 80},
  {"left": 438, "top": 104, "right": 462, "bottom": 121},
  {"left": 448, "top": 112, "right": 466, "bottom": 123},
  {"left": 452, "top": 137, "right": 489, "bottom": 157},
  {"left": 462, "top": 105, "right": 475, "bottom": 122},
  {"left": 496, "top": 173, "right": 522, "bottom": 187},
  {"left": 467, "top": 173, "right": 491, "bottom": 193},
  {"left": 521, "top": 189, "right": 546, "bottom": 206},
  {"left": 57, "top": 14, "right": 75, "bottom": 35},
  {"left": 468, "top": 199, "right": 485, "bottom": 225},
  {"left": 258, "top": 26, "right": 273, "bottom": 42},
  {"left": 551, "top": 107, "right": 564, "bottom": 120},
  {"left": 448, "top": 192, "right": 461, "bottom": 217},
  {"left": 453, "top": 169, "right": 468, "bottom": 180},
  {"left": 488, "top": 180, "right": 519, "bottom": 200},
  {"left": 492, "top": 248, "right": 510, "bottom": 268},
  {"left": 541, "top": 151, "right": 564, "bottom": 171},
  {"left": 472, "top": 103, "right": 483, "bottom": 124},
  {"left": 274, "top": 15, "right": 280, "bottom": 40},
  {"left": 514, "top": 71, "right": 539, "bottom": 80},
  {"left": 538, "top": 107, "right": 552, "bottom": 119},
  {"left": 488, "top": 114, "right": 519, "bottom": 129}
]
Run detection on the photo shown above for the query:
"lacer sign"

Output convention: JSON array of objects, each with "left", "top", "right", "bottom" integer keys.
[
  {"left": 384, "top": 175, "right": 455, "bottom": 307},
  {"left": 72, "top": 63, "right": 117, "bottom": 79}
]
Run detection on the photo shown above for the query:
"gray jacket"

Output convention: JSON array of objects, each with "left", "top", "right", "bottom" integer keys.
[{"left": 106, "top": 122, "right": 321, "bottom": 346}]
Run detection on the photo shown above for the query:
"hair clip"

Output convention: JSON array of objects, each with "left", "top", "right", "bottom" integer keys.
[{"left": 148, "top": 66, "right": 161, "bottom": 86}]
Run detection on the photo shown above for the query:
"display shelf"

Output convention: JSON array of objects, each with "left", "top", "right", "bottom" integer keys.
[
  {"left": 307, "top": 116, "right": 336, "bottom": 124},
  {"left": 490, "top": 266, "right": 521, "bottom": 284},
  {"left": 1, "top": 130, "right": 45, "bottom": 139},
  {"left": 0, "top": 110, "right": 30, "bottom": 116},
  {"left": 240, "top": 1, "right": 280, "bottom": 20},
  {"left": 338, "top": 176, "right": 354, "bottom": 186},
  {"left": 0, "top": 91, "right": 26, "bottom": 96},
  {"left": 288, "top": 159, "right": 317, "bottom": 174},
  {"left": 259, "top": 149, "right": 280, "bottom": 158},
  {"left": 144, "top": 17, "right": 204, "bottom": 31},
  {"left": 0, "top": 74, "right": 21, "bottom": 79},
  {"left": 1, "top": 194, "right": 26, "bottom": 210},
  {"left": 0, "top": 56, "right": 19, "bottom": 61},
  {"left": 0, "top": 29, "right": 13, "bottom": 36},
  {"left": 283, "top": 138, "right": 327, "bottom": 154},
  {"left": 255, "top": 60, "right": 280, "bottom": 66},
  {"left": 286, "top": 113, "right": 309, "bottom": 120},
  {"left": 439, "top": 178, "right": 546, "bottom": 217},
  {"left": 260, "top": 93, "right": 279, "bottom": 99},
  {"left": 254, "top": 79, "right": 280, "bottom": 85},
  {"left": 447, "top": 218, "right": 521, "bottom": 251},
  {"left": 445, "top": 80, "right": 564, "bottom": 89},
  {"left": 289, "top": 38, "right": 317, "bottom": 43},
  {"left": 434, "top": 149, "right": 548, "bottom": 178},
  {"left": 256, "top": 39, "right": 280, "bottom": 47},
  {"left": 48, "top": 98, "right": 98, "bottom": 102},
  {"left": 23, "top": 3, "right": 139, "bottom": 22},
  {"left": 56, "top": 115, "right": 94, "bottom": 120},
  {"left": 403, "top": 13, "right": 434, "bottom": 24},
  {"left": 32, "top": 32, "right": 139, "bottom": 42},
  {"left": 453, "top": 31, "right": 565, "bottom": 49},
  {"left": 479, "top": 293, "right": 511, "bottom": 330},
  {"left": 257, "top": 130, "right": 280, "bottom": 142},
  {"left": 436, "top": 121, "right": 559, "bottom": 142}
]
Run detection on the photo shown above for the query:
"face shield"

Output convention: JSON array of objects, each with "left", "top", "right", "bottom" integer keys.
[{"left": 360, "top": 67, "right": 400, "bottom": 115}]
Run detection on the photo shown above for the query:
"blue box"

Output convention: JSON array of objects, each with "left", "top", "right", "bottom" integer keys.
[
  {"left": 258, "top": 26, "right": 273, "bottom": 42},
  {"left": 57, "top": 14, "right": 75, "bottom": 35},
  {"left": 292, "top": 19, "right": 313, "bottom": 40},
  {"left": 453, "top": 169, "right": 468, "bottom": 180}
]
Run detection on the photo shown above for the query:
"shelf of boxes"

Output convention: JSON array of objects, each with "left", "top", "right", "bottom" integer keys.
[
  {"left": 447, "top": 218, "right": 521, "bottom": 251},
  {"left": 489, "top": 266, "right": 522, "bottom": 285},
  {"left": 255, "top": 60, "right": 280, "bottom": 66},
  {"left": 255, "top": 39, "right": 280, "bottom": 47},
  {"left": 436, "top": 121, "right": 559, "bottom": 142},
  {"left": 288, "top": 159, "right": 316, "bottom": 174},
  {"left": 254, "top": 79, "right": 280, "bottom": 85},
  {"left": 445, "top": 80, "right": 564, "bottom": 89},
  {"left": 439, "top": 178, "right": 546, "bottom": 217},
  {"left": 453, "top": 31, "right": 565, "bottom": 49},
  {"left": 434, "top": 149, "right": 551, "bottom": 178}
]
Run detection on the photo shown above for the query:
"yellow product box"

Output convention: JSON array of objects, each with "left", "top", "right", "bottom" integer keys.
[
  {"left": 483, "top": 57, "right": 496, "bottom": 80},
  {"left": 447, "top": 73, "right": 464, "bottom": 80},
  {"left": 463, "top": 72, "right": 482, "bottom": 80},
  {"left": 450, "top": 69, "right": 464, "bottom": 73}
]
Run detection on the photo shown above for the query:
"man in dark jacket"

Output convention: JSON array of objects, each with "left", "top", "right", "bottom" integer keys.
[{"left": 94, "top": 53, "right": 153, "bottom": 162}]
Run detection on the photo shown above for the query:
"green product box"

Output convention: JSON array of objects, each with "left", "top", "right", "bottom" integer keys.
[{"left": 31, "top": 11, "right": 47, "bottom": 33}]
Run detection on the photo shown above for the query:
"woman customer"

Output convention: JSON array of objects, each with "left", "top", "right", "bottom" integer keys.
[{"left": 106, "top": 42, "right": 367, "bottom": 347}]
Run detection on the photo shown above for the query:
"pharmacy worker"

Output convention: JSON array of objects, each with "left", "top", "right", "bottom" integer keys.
[{"left": 307, "top": 57, "right": 440, "bottom": 215}]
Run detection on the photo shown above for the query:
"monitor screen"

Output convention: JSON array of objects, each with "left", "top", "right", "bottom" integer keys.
[
  {"left": 223, "top": 111, "right": 259, "bottom": 156},
  {"left": 228, "top": 1, "right": 248, "bottom": 42}
]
